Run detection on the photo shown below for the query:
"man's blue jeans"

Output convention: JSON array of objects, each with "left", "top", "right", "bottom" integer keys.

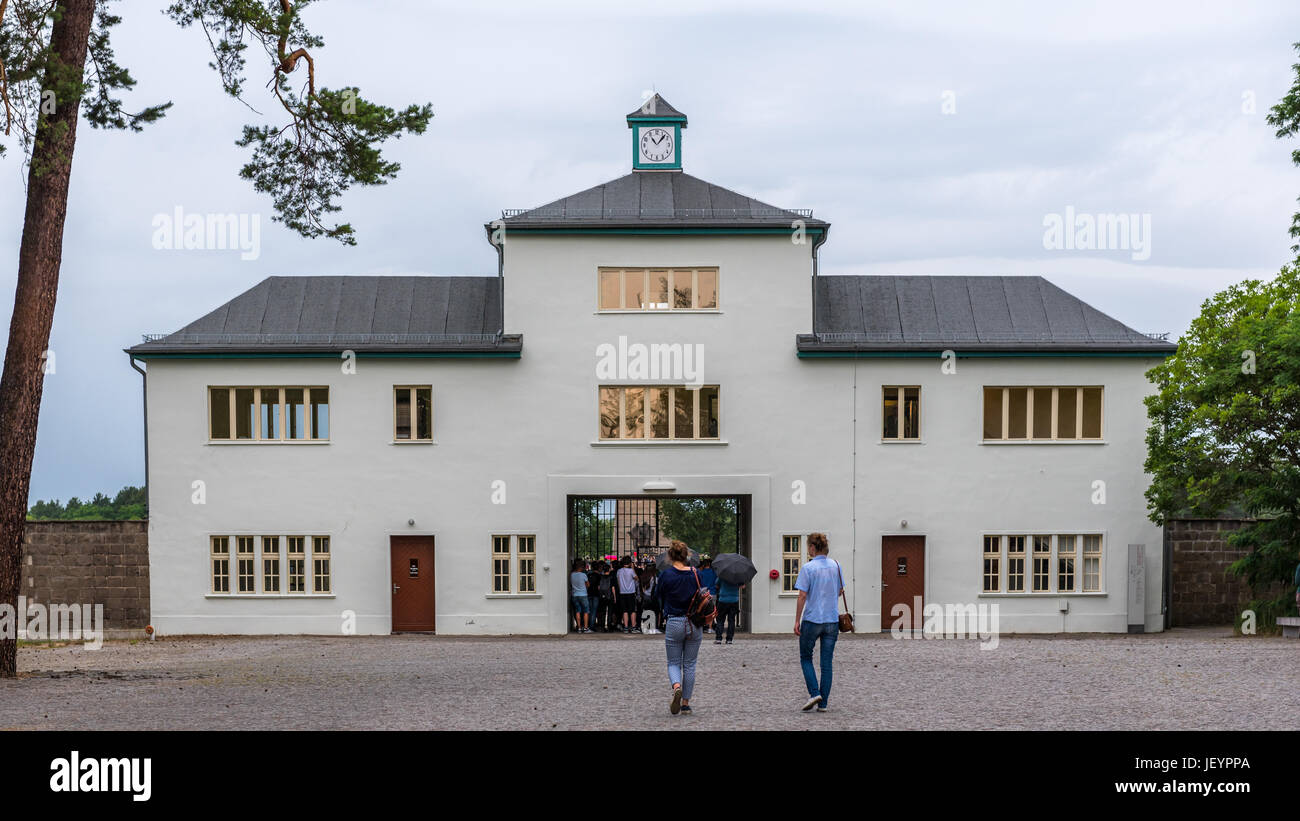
[{"left": 799, "top": 620, "right": 839, "bottom": 707}]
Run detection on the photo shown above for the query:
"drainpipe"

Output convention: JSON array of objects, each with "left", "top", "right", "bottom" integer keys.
[
  {"left": 486, "top": 220, "right": 506, "bottom": 335},
  {"left": 127, "top": 354, "right": 148, "bottom": 517}
]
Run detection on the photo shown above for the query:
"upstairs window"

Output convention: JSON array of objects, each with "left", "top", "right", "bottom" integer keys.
[
  {"left": 209, "top": 386, "right": 329, "bottom": 441},
  {"left": 882, "top": 386, "right": 920, "bottom": 440},
  {"left": 598, "top": 268, "right": 719, "bottom": 311},
  {"left": 599, "top": 385, "right": 719, "bottom": 440},
  {"left": 394, "top": 386, "right": 433, "bottom": 441},
  {"left": 982, "top": 387, "right": 1102, "bottom": 441}
]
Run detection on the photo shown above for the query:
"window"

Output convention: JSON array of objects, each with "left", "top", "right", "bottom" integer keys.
[
  {"left": 209, "top": 386, "right": 329, "bottom": 441},
  {"left": 984, "top": 533, "right": 1102, "bottom": 594},
  {"left": 489, "top": 535, "right": 537, "bottom": 594},
  {"left": 882, "top": 386, "right": 920, "bottom": 440},
  {"left": 1082, "top": 534, "right": 1102, "bottom": 591},
  {"left": 1057, "top": 535, "right": 1076, "bottom": 593},
  {"left": 517, "top": 536, "right": 536, "bottom": 594},
  {"left": 287, "top": 536, "right": 306, "bottom": 593},
  {"left": 598, "top": 268, "right": 719, "bottom": 311},
  {"left": 1032, "top": 535, "right": 1051, "bottom": 592},
  {"left": 1006, "top": 535, "right": 1026, "bottom": 592},
  {"left": 312, "top": 536, "right": 331, "bottom": 593},
  {"left": 236, "top": 536, "right": 256, "bottom": 593},
  {"left": 394, "top": 386, "right": 433, "bottom": 441},
  {"left": 598, "top": 385, "right": 720, "bottom": 440},
  {"left": 782, "top": 535, "right": 802, "bottom": 593},
  {"left": 982, "top": 387, "right": 1103, "bottom": 441},
  {"left": 492, "top": 535, "right": 511, "bottom": 593},
  {"left": 982, "top": 536, "right": 1000, "bottom": 593},
  {"left": 262, "top": 536, "right": 281, "bottom": 593},
  {"left": 211, "top": 536, "right": 230, "bottom": 593}
]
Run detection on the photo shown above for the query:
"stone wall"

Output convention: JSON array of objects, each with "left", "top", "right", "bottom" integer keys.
[
  {"left": 20, "top": 520, "right": 149, "bottom": 633},
  {"left": 1165, "top": 518, "right": 1258, "bottom": 626}
]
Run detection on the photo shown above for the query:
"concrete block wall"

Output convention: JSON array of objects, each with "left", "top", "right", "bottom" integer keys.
[{"left": 20, "top": 520, "right": 149, "bottom": 632}]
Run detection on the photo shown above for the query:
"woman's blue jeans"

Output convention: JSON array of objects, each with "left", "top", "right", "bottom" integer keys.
[
  {"left": 799, "top": 621, "right": 839, "bottom": 707},
  {"left": 664, "top": 616, "right": 703, "bottom": 700}
]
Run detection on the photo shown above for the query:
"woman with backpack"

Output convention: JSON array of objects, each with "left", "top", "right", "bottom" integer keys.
[{"left": 656, "top": 540, "right": 714, "bottom": 715}]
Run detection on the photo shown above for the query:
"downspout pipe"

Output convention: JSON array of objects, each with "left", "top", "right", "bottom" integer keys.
[
  {"left": 485, "top": 220, "right": 506, "bottom": 335},
  {"left": 127, "top": 354, "right": 148, "bottom": 517}
]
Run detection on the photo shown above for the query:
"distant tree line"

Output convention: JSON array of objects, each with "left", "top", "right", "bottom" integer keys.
[{"left": 27, "top": 486, "right": 145, "bottom": 521}]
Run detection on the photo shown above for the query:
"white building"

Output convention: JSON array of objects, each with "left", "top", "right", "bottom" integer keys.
[{"left": 128, "top": 95, "right": 1175, "bottom": 636}]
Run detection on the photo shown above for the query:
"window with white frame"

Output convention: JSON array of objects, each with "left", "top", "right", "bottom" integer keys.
[
  {"left": 984, "top": 533, "right": 1102, "bottom": 594},
  {"left": 1006, "top": 535, "right": 1026, "bottom": 592},
  {"left": 517, "top": 536, "right": 536, "bottom": 594},
  {"left": 313, "top": 536, "right": 331, "bottom": 593},
  {"left": 394, "top": 386, "right": 433, "bottom": 441},
  {"left": 882, "top": 386, "right": 920, "bottom": 440},
  {"left": 262, "top": 536, "right": 281, "bottom": 593},
  {"left": 211, "top": 536, "right": 230, "bottom": 593},
  {"left": 982, "top": 387, "right": 1103, "bottom": 441},
  {"left": 1082, "top": 534, "right": 1102, "bottom": 591},
  {"left": 598, "top": 267, "right": 719, "bottom": 311},
  {"left": 209, "top": 386, "right": 329, "bottom": 441},
  {"left": 982, "top": 536, "right": 1000, "bottom": 593},
  {"left": 782, "top": 535, "right": 802, "bottom": 593},
  {"left": 236, "top": 536, "right": 256, "bottom": 593},
  {"left": 599, "top": 385, "right": 719, "bottom": 440}
]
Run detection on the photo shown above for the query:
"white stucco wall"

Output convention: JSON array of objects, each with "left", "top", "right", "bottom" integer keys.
[{"left": 143, "top": 232, "right": 1166, "bottom": 636}]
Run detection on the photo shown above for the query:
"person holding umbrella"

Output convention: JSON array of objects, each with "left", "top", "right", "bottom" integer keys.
[{"left": 711, "top": 552, "right": 757, "bottom": 645}]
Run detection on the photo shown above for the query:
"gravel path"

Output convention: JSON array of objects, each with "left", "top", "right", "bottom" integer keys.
[{"left": 2, "top": 628, "right": 1295, "bottom": 730}]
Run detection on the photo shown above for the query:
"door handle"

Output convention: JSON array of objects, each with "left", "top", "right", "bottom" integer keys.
[
  {"left": 393, "top": 583, "right": 400, "bottom": 594},
  {"left": 881, "top": 583, "right": 889, "bottom": 588}
]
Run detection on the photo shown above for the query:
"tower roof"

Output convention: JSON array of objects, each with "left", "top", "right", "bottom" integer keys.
[{"left": 626, "top": 94, "right": 687, "bottom": 124}]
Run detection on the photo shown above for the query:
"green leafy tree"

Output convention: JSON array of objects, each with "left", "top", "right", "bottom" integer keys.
[
  {"left": 659, "top": 498, "right": 737, "bottom": 557},
  {"left": 1267, "top": 41, "right": 1300, "bottom": 253},
  {"left": 27, "top": 485, "right": 146, "bottom": 520},
  {"left": 571, "top": 499, "right": 613, "bottom": 561},
  {"left": 0, "top": 0, "right": 432, "bottom": 677},
  {"left": 1144, "top": 265, "right": 1300, "bottom": 629}
]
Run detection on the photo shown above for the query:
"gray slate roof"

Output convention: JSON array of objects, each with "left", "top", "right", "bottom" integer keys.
[
  {"left": 500, "top": 171, "right": 825, "bottom": 229},
  {"left": 626, "top": 94, "right": 687, "bottom": 122},
  {"left": 798, "top": 275, "right": 1176, "bottom": 353},
  {"left": 128, "top": 276, "right": 520, "bottom": 355}
]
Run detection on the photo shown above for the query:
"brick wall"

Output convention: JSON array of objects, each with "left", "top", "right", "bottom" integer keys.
[
  {"left": 1166, "top": 518, "right": 1258, "bottom": 626},
  {"left": 20, "top": 520, "right": 149, "bottom": 632}
]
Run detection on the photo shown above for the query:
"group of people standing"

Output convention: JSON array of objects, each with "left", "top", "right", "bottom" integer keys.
[{"left": 569, "top": 554, "right": 743, "bottom": 642}]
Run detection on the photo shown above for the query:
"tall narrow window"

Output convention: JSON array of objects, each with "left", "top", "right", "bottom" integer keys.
[
  {"left": 1057, "top": 535, "right": 1076, "bottom": 593},
  {"left": 287, "top": 536, "right": 306, "bottom": 593},
  {"left": 599, "top": 387, "right": 620, "bottom": 439},
  {"left": 235, "top": 388, "right": 255, "bottom": 439},
  {"left": 285, "top": 389, "right": 307, "bottom": 440},
  {"left": 623, "top": 387, "right": 646, "bottom": 439},
  {"left": 492, "top": 536, "right": 512, "bottom": 593},
  {"left": 648, "top": 388, "right": 670, "bottom": 439},
  {"left": 236, "top": 536, "right": 256, "bottom": 593},
  {"left": 517, "top": 536, "right": 536, "bottom": 594},
  {"left": 1006, "top": 535, "right": 1026, "bottom": 592},
  {"left": 310, "top": 389, "right": 330, "bottom": 439},
  {"left": 210, "top": 388, "right": 231, "bottom": 439},
  {"left": 1032, "top": 535, "right": 1052, "bottom": 592},
  {"left": 262, "top": 536, "right": 281, "bottom": 593},
  {"left": 312, "top": 536, "right": 331, "bottom": 593},
  {"left": 211, "top": 536, "right": 230, "bottom": 593},
  {"left": 258, "top": 388, "right": 281, "bottom": 440},
  {"left": 982, "top": 536, "right": 1000, "bottom": 593},
  {"left": 782, "top": 535, "right": 802, "bottom": 593},
  {"left": 672, "top": 387, "right": 694, "bottom": 438},
  {"left": 1082, "top": 535, "right": 1102, "bottom": 592},
  {"left": 697, "top": 386, "right": 719, "bottom": 439},
  {"left": 982, "top": 388, "right": 1003, "bottom": 439}
]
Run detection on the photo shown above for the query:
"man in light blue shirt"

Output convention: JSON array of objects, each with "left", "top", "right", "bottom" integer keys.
[{"left": 794, "top": 533, "right": 843, "bottom": 712}]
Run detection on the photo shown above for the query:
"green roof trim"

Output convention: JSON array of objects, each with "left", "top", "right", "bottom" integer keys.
[
  {"left": 797, "top": 350, "right": 1174, "bottom": 359},
  {"left": 130, "top": 351, "right": 521, "bottom": 361}
]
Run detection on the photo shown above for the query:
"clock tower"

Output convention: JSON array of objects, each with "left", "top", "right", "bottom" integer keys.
[{"left": 627, "top": 93, "right": 686, "bottom": 171}]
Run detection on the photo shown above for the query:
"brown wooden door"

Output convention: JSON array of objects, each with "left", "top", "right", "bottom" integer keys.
[
  {"left": 881, "top": 535, "right": 925, "bottom": 630},
  {"left": 391, "top": 536, "right": 436, "bottom": 632}
]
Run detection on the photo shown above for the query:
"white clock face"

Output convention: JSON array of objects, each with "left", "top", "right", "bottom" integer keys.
[{"left": 638, "top": 126, "right": 676, "bottom": 164}]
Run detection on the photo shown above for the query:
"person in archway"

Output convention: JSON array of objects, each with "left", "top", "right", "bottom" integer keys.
[
  {"left": 570, "top": 558, "right": 591, "bottom": 633},
  {"left": 658, "top": 540, "right": 705, "bottom": 715},
  {"left": 616, "top": 556, "right": 640, "bottom": 633},
  {"left": 714, "top": 580, "right": 743, "bottom": 645},
  {"left": 794, "top": 532, "right": 842, "bottom": 713}
]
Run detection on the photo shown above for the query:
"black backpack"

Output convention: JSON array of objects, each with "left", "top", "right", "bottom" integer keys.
[{"left": 598, "top": 572, "right": 616, "bottom": 601}]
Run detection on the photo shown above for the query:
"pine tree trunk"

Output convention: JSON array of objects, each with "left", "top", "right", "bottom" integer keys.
[{"left": 0, "top": 0, "right": 96, "bottom": 678}]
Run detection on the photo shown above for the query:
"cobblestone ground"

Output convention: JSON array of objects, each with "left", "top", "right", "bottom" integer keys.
[{"left": 2, "top": 627, "right": 1296, "bottom": 730}]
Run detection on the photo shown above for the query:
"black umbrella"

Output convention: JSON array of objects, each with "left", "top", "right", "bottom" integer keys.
[
  {"left": 712, "top": 553, "right": 757, "bottom": 585},
  {"left": 655, "top": 549, "right": 700, "bottom": 572}
]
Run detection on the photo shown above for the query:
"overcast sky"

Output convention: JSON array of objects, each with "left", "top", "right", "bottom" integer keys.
[{"left": 1, "top": 0, "right": 1297, "bottom": 504}]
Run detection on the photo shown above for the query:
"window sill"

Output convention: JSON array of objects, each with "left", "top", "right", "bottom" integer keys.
[
  {"left": 391, "top": 440, "right": 437, "bottom": 445},
  {"left": 778, "top": 592, "right": 801, "bottom": 599},
  {"left": 980, "top": 440, "right": 1105, "bottom": 445},
  {"left": 484, "top": 593, "right": 543, "bottom": 599},
  {"left": 207, "top": 440, "right": 330, "bottom": 445},
  {"left": 595, "top": 310, "right": 723, "bottom": 315},
  {"left": 977, "top": 592, "right": 1107, "bottom": 597},
  {"left": 880, "top": 438, "right": 923, "bottom": 444},
  {"left": 591, "top": 439, "right": 727, "bottom": 447},
  {"left": 205, "top": 593, "right": 336, "bottom": 599}
]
